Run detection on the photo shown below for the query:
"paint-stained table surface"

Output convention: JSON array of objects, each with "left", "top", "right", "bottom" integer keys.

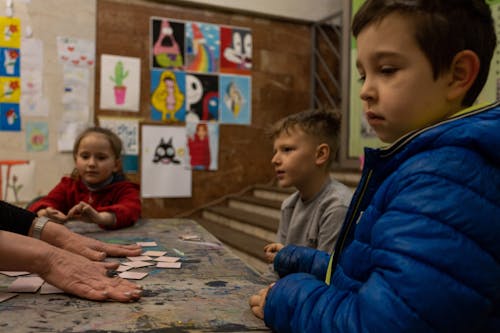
[{"left": 0, "top": 218, "right": 271, "bottom": 332}]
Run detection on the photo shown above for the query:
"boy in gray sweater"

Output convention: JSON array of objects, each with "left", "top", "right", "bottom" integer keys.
[{"left": 264, "top": 109, "right": 353, "bottom": 263}]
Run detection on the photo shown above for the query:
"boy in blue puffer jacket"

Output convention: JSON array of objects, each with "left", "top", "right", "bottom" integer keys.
[{"left": 249, "top": 1, "right": 500, "bottom": 332}]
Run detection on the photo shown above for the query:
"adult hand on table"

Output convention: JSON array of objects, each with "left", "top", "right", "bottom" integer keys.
[
  {"left": 40, "top": 244, "right": 142, "bottom": 302},
  {"left": 41, "top": 220, "right": 142, "bottom": 261}
]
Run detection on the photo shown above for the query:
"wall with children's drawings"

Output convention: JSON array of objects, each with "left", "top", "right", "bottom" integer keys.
[
  {"left": 0, "top": 0, "right": 96, "bottom": 205},
  {"left": 96, "top": 0, "right": 314, "bottom": 217}
]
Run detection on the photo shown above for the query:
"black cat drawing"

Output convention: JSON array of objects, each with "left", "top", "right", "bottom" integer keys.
[{"left": 152, "top": 137, "right": 180, "bottom": 164}]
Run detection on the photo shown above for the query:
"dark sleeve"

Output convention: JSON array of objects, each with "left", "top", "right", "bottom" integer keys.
[{"left": 0, "top": 200, "right": 36, "bottom": 235}]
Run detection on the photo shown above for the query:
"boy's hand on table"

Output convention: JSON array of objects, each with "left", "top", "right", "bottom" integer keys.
[
  {"left": 263, "top": 243, "right": 284, "bottom": 263},
  {"left": 249, "top": 283, "right": 274, "bottom": 320}
]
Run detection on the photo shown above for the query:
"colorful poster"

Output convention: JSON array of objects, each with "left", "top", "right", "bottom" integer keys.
[
  {"left": 0, "top": 103, "right": 20, "bottom": 131},
  {"left": 185, "top": 22, "right": 219, "bottom": 73},
  {"left": 0, "top": 48, "right": 20, "bottom": 77},
  {"left": 150, "top": 69, "right": 186, "bottom": 122},
  {"left": 151, "top": 18, "right": 185, "bottom": 70},
  {"left": 141, "top": 124, "right": 191, "bottom": 198},
  {"left": 219, "top": 74, "right": 251, "bottom": 125},
  {"left": 186, "top": 121, "right": 219, "bottom": 171},
  {"left": 25, "top": 121, "right": 49, "bottom": 152},
  {"left": 185, "top": 73, "right": 219, "bottom": 122},
  {"left": 0, "top": 17, "right": 21, "bottom": 48},
  {"left": 100, "top": 54, "right": 141, "bottom": 111},
  {"left": 220, "top": 26, "right": 252, "bottom": 74}
]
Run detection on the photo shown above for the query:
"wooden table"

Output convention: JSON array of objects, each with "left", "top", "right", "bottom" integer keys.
[{"left": 0, "top": 219, "right": 271, "bottom": 332}]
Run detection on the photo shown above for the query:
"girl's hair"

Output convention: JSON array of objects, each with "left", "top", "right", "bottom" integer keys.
[
  {"left": 71, "top": 126, "right": 124, "bottom": 178},
  {"left": 196, "top": 123, "right": 208, "bottom": 134}
]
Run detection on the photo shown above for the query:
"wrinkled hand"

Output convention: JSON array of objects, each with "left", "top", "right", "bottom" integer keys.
[
  {"left": 249, "top": 283, "right": 274, "bottom": 320},
  {"left": 43, "top": 222, "right": 142, "bottom": 261},
  {"left": 38, "top": 207, "right": 68, "bottom": 223},
  {"left": 263, "top": 243, "right": 284, "bottom": 263},
  {"left": 40, "top": 246, "right": 142, "bottom": 302}
]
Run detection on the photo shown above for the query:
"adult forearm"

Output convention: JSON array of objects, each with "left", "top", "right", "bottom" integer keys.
[{"left": 0, "top": 230, "right": 55, "bottom": 274}]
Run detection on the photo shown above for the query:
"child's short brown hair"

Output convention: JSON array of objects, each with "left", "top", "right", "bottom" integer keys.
[
  {"left": 352, "top": 0, "right": 496, "bottom": 106},
  {"left": 268, "top": 109, "right": 342, "bottom": 168}
]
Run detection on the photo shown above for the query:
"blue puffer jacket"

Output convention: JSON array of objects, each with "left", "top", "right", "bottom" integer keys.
[{"left": 264, "top": 102, "right": 500, "bottom": 333}]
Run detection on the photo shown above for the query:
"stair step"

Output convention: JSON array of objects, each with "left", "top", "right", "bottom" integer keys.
[
  {"left": 228, "top": 195, "right": 281, "bottom": 220},
  {"left": 202, "top": 210, "right": 276, "bottom": 243},
  {"left": 252, "top": 184, "right": 294, "bottom": 202},
  {"left": 205, "top": 205, "right": 279, "bottom": 232},
  {"left": 195, "top": 218, "right": 268, "bottom": 261}
]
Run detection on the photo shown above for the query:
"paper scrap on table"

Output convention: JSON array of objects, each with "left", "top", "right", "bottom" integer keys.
[
  {"left": 40, "top": 283, "right": 64, "bottom": 294},
  {"left": 154, "top": 256, "right": 180, "bottom": 263},
  {"left": 8, "top": 276, "right": 44, "bottom": 293},
  {"left": 122, "top": 261, "right": 154, "bottom": 268},
  {"left": 127, "top": 255, "right": 153, "bottom": 261},
  {"left": 119, "top": 271, "right": 148, "bottom": 280},
  {"left": 0, "top": 271, "right": 30, "bottom": 277},
  {"left": 0, "top": 292, "right": 17, "bottom": 303},
  {"left": 142, "top": 251, "right": 167, "bottom": 257},
  {"left": 136, "top": 241, "right": 157, "bottom": 247},
  {"left": 156, "top": 262, "right": 181, "bottom": 269},
  {"left": 179, "top": 234, "right": 201, "bottom": 241},
  {"left": 117, "top": 265, "right": 133, "bottom": 272}
]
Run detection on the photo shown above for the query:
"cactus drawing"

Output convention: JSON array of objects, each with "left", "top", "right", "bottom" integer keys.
[
  {"left": 110, "top": 61, "right": 129, "bottom": 105},
  {"left": 110, "top": 61, "right": 129, "bottom": 86}
]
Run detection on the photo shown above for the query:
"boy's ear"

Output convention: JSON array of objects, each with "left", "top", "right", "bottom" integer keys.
[
  {"left": 447, "top": 50, "right": 480, "bottom": 102},
  {"left": 315, "top": 143, "right": 330, "bottom": 166}
]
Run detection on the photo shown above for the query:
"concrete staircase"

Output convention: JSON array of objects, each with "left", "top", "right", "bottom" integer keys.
[{"left": 188, "top": 170, "right": 361, "bottom": 273}]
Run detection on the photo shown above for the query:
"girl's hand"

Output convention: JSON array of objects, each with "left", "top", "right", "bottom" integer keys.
[
  {"left": 38, "top": 207, "right": 68, "bottom": 223},
  {"left": 67, "top": 201, "right": 116, "bottom": 226}
]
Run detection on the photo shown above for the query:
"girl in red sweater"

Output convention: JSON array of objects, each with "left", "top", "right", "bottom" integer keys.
[{"left": 29, "top": 127, "right": 141, "bottom": 229}]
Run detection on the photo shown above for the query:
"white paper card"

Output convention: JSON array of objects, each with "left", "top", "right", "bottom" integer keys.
[
  {"left": 119, "top": 271, "right": 148, "bottom": 280},
  {"left": 156, "top": 262, "right": 181, "bottom": 269},
  {"left": 142, "top": 251, "right": 167, "bottom": 257}
]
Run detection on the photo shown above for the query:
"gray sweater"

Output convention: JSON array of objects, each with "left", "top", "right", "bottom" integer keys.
[{"left": 277, "top": 178, "right": 353, "bottom": 253}]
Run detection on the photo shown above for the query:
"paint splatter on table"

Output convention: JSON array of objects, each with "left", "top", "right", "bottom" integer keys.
[{"left": 0, "top": 219, "right": 271, "bottom": 332}]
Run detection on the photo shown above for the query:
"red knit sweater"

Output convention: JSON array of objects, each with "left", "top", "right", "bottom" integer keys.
[{"left": 28, "top": 176, "right": 141, "bottom": 230}]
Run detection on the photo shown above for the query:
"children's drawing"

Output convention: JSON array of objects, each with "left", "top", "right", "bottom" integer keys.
[
  {"left": 100, "top": 54, "right": 141, "bottom": 111},
  {"left": 219, "top": 74, "right": 251, "bottom": 125},
  {"left": 110, "top": 61, "right": 129, "bottom": 105},
  {"left": 151, "top": 18, "right": 185, "bottom": 70},
  {"left": 98, "top": 116, "right": 139, "bottom": 155},
  {"left": 150, "top": 69, "right": 186, "bottom": 122},
  {"left": 220, "top": 26, "right": 252, "bottom": 74},
  {"left": 186, "top": 121, "right": 219, "bottom": 171},
  {"left": 0, "top": 160, "right": 35, "bottom": 204},
  {"left": 0, "top": 48, "right": 20, "bottom": 76},
  {"left": 0, "top": 17, "right": 21, "bottom": 48},
  {"left": 185, "top": 73, "right": 219, "bottom": 122},
  {"left": 141, "top": 124, "right": 191, "bottom": 198},
  {"left": 152, "top": 137, "right": 181, "bottom": 164},
  {"left": 185, "top": 22, "right": 219, "bottom": 73},
  {"left": 0, "top": 77, "right": 20, "bottom": 103},
  {"left": 0, "top": 103, "right": 20, "bottom": 131},
  {"left": 25, "top": 121, "right": 49, "bottom": 152},
  {"left": 56, "top": 37, "right": 95, "bottom": 67}
]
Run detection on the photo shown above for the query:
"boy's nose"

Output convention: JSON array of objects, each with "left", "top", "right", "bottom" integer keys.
[
  {"left": 271, "top": 154, "right": 280, "bottom": 165},
  {"left": 359, "top": 80, "right": 376, "bottom": 103}
]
